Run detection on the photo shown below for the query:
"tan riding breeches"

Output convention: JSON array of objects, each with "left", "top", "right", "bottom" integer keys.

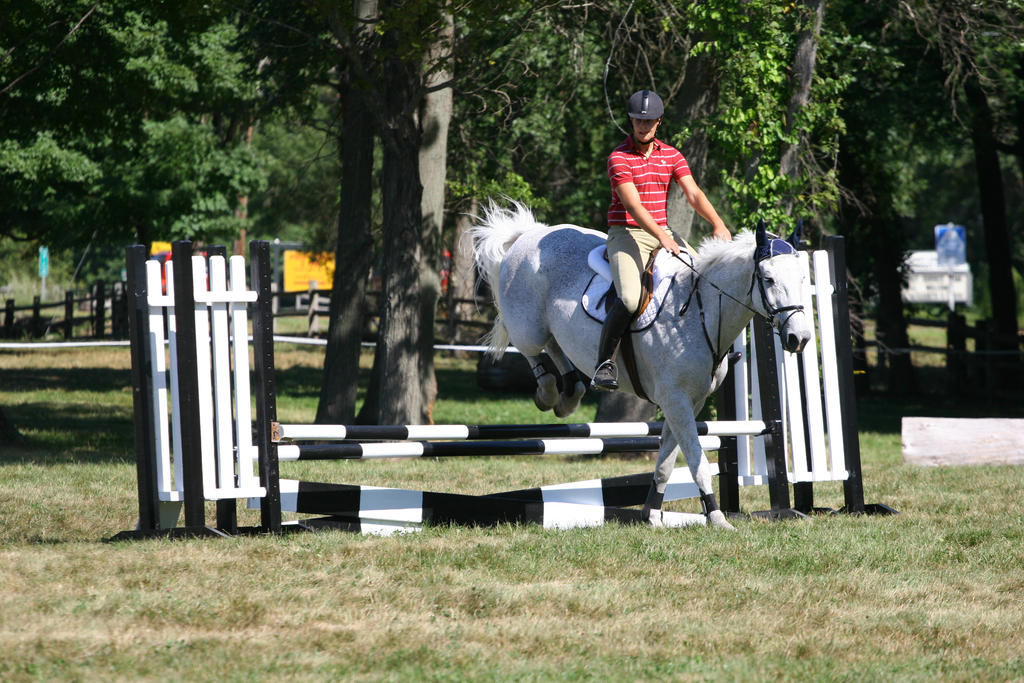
[{"left": 606, "top": 225, "right": 682, "bottom": 313}]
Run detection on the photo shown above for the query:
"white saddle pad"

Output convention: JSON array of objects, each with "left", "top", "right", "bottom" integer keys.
[{"left": 581, "top": 245, "right": 689, "bottom": 331}]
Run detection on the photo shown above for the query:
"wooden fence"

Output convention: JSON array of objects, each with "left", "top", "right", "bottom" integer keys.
[
  {"left": 271, "top": 284, "right": 495, "bottom": 344},
  {"left": 857, "top": 312, "right": 1024, "bottom": 397},
  {"left": 2, "top": 282, "right": 130, "bottom": 340},
  {"left": 2, "top": 280, "right": 496, "bottom": 347}
]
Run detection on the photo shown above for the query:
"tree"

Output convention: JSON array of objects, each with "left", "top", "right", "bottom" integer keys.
[
  {"left": 315, "top": 0, "right": 379, "bottom": 424},
  {"left": 897, "top": 0, "right": 1024, "bottom": 354},
  {"left": 0, "top": 1, "right": 265, "bottom": 251},
  {"left": 826, "top": 1, "right": 950, "bottom": 392}
]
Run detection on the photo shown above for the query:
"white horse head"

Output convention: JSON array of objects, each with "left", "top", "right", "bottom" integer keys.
[{"left": 750, "top": 220, "right": 815, "bottom": 354}]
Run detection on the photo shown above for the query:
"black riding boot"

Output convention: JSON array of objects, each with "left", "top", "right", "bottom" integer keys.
[{"left": 590, "top": 298, "right": 633, "bottom": 391}]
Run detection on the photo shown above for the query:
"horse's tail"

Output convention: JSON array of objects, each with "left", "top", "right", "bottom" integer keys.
[{"left": 464, "top": 199, "right": 543, "bottom": 359}]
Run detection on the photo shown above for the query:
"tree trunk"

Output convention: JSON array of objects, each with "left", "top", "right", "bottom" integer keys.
[
  {"left": 837, "top": 136, "right": 913, "bottom": 394},
  {"left": 966, "top": 77, "right": 1018, "bottom": 352},
  {"left": 315, "top": 83, "right": 375, "bottom": 424},
  {"left": 316, "top": 0, "right": 378, "bottom": 424},
  {"left": 667, "top": 50, "right": 719, "bottom": 242},
  {"left": 779, "top": 0, "right": 825, "bottom": 209},
  {"left": 364, "top": 16, "right": 430, "bottom": 425},
  {"left": 415, "top": 11, "right": 453, "bottom": 423},
  {"left": 373, "top": 130, "right": 426, "bottom": 423},
  {"left": 451, "top": 198, "right": 479, "bottom": 344},
  {"left": 872, "top": 224, "right": 915, "bottom": 394}
]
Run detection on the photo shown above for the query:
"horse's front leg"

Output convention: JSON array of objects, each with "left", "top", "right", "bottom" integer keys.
[
  {"left": 641, "top": 426, "right": 679, "bottom": 528},
  {"left": 660, "top": 405, "right": 736, "bottom": 531}
]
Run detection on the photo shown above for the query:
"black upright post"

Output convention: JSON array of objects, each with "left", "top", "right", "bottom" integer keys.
[
  {"left": 171, "top": 240, "right": 208, "bottom": 530},
  {"left": 792, "top": 368, "right": 815, "bottom": 513},
  {"left": 716, "top": 358, "right": 740, "bottom": 514},
  {"left": 752, "top": 317, "right": 804, "bottom": 519},
  {"left": 824, "top": 236, "right": 866, "bottom": 513},
  {"left": 94, "top": 282, "right": 106, "bottom": 339},
  {"left": 64, "top": 291, "right": 74, "bottom": 340},
  {"left": 250, "top": 240, "right": 282, "bottom": 533},
  {"left": 125, "top": 245, "right": 160, "bottom": 531},
  {"left": 3, "top": 299, "right": 13, "bottom": 338},
  {"left": 32, "top": 295, "right": 41, "bottom": 338}
]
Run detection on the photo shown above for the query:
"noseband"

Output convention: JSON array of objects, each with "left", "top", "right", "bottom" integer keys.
[{"left": 749, "top": 261, "right": 805, "bottom": 329}]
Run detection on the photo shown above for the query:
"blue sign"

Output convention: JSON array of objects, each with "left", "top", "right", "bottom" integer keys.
[
  {"left": 934, "top": 223, "right": 965, "bottom": 267},
  {"left": 38, "top": 246, "right": 50, "bottom": 278}
]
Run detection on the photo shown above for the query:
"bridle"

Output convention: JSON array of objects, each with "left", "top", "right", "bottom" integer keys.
[
  {"left": 748, "top": 254, "right": 805, "bottom": 330},
  {"left": 673, "top": 236, "right": 805, "bottom": 368}
]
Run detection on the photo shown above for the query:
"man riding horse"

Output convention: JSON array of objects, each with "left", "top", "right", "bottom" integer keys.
[{"left": 593, "top": 89, "right": 733, "bottom": 391}]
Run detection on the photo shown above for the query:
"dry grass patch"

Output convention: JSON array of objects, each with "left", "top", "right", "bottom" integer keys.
[{"left": 5, "top": 345, "right": 1024, "bottom": 679}]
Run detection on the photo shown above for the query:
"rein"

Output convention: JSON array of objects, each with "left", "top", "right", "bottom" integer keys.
[{"left": 672, "top": 247, "right": 805, "bottom": 367}]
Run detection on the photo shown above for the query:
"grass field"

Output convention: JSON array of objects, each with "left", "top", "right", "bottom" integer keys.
[{"left": 2, "top": 343, "right": 1024, "bottom": 681}]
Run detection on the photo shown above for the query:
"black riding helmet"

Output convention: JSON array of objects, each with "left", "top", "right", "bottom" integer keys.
[{"left": 627, "top": 90, "right": 664, "bottom": 120}]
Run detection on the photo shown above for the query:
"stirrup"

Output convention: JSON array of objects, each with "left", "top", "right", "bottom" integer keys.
[{"left": 590, "top": 360, "right": 618, "bottom": 391}]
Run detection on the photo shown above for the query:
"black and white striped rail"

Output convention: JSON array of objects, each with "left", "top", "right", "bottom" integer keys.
[
  {"left": 277, "top": 435, "right": 723, "bottom": 461},
  {"left": 272, "top": 420, "right": 766, "bottom": 442}
]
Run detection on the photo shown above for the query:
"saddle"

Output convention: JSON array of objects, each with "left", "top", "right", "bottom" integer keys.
[
  {"left": 582, "top": 245, "right": 692, "bottom": 400},
  {"left": 581, "top": 245, "right": 686, "bottom": 330}
]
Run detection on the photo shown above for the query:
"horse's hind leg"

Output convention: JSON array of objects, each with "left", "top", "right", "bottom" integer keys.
[
  {"left": 543, "top": 339, "right": 586, "bottom": 418},
  {"left": 523, "top": 354, "right": 560, "bottom": 413}
]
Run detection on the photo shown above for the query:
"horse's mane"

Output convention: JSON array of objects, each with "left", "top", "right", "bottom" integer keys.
[{"left": 694, "top": 230, "right": 755, "bottom": 274}]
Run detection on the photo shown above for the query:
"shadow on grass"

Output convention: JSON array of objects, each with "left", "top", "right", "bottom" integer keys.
[
  {"left": 275, "top": 363, "right": 333, "bottom": 401},
  {"left": 0, "top": 367, "right": 132, "bottom": 394},
  {"left": 435, "top": 364, "right": 601, "bottom": 409},
  {"left": 0, "top": 402, "right": 135, "bottom": 465}
]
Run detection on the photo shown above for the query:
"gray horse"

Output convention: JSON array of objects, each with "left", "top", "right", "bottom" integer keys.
[{"left": 469, "top": 202, "right": 814, "bottom": 529}]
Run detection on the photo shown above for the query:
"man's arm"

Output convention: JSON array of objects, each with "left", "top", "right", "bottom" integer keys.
[
  {"left": 677, "top": 175, "right": 731, "bottom": 241},
  {"left": 614, "top": 181, "right": 682, "bottom": 254}
]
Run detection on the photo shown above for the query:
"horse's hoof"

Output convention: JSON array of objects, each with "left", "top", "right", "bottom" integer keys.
[
  {"left": 553, "top": 382, "right": 586, "bottom": 418},
  {"left": 707, "top": 510, "right": 737, "bottom": 531},
  {"left": 533, "top": 374, "right": 558, "bottom": 412},
  {"left": 642, "top": 506, "right": 664, "bottom": 528}
]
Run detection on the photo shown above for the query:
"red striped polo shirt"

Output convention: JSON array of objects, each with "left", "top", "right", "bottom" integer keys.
[{"left": 606, "top": 136, "right": 691, "bottom": 227}]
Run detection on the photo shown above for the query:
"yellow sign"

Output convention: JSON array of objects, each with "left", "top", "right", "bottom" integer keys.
[
  {"left": 150, "top": 241, "right": 172, "bottom": 255},
  {"left": 283, "top": 250, "right": 334, "bottom": 292}
]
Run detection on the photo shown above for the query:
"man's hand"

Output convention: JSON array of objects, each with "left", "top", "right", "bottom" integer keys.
[{"left": 712, "top": 225, "right": 732, "bottom": 242}]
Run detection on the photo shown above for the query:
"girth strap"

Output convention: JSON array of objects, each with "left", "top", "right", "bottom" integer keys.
[{"left": 620, "top": 330, "right": 650, "bottom": 402}]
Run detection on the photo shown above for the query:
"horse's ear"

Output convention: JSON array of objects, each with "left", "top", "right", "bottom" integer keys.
[
  {"left": 788, "top": 220, "right": 803, "bottom": 249},
  {"left": 755, "top": 219, "right": 767, "bottom": 248}
]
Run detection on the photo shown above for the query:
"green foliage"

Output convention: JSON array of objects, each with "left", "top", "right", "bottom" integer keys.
[
  {"left": 0, "top": 1, "right": 263, "bottom": 254},
  {"left": 448, "top": 1, "right": 850, "bottom": 232},
  {"left": 247, "top": 104, "right": 346, "bottom": 248},
  {"left": 447, "top": 5, "right": 615, "bottom": 227},
  {"left": 1, "top": 0, "right": 1020, "bottom": 322},
  {"left": 683, "top": 0, "right": 847, "bottom": 228}
]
